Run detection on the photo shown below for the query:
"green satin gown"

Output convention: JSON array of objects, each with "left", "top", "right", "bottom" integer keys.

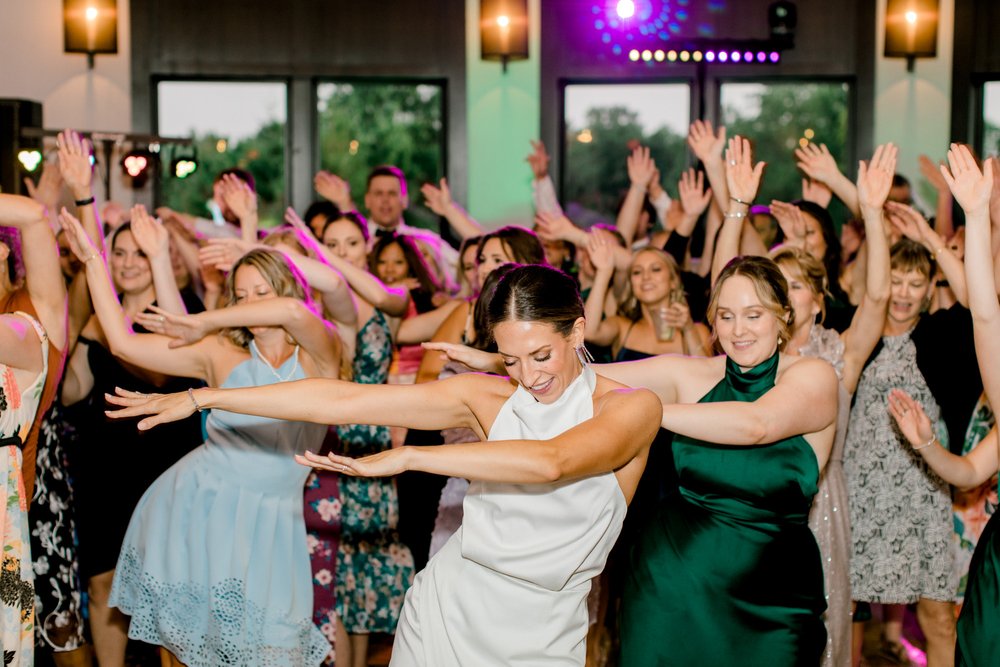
[
  {"left": 621, "top": 352, "right": 827, "bottom": 666},
  {"left": 957, "top": 510, "right": 1000, "bottom": 666}
]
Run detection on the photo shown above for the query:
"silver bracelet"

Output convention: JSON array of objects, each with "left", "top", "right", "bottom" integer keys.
[
  {"left": 724, "top": 211, "right": 747, "bottom": 219},
  {"left": 913, "top": 434, "right": 937, "bottom": 451}
]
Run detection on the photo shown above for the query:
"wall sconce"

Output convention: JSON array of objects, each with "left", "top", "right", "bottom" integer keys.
[
  {"left": 481, "top": 0, "right": 529, "bottom": 73},
  {"left": 64, "top": 0, "right": 118, "bottom": 69},
  {"left": 884, "top": 0, "right": 938, "bottom": 72}
]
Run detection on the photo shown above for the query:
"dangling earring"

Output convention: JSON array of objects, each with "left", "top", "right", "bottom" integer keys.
[{"left": 575, "top": 344, "right": 595, "bottom": 367}]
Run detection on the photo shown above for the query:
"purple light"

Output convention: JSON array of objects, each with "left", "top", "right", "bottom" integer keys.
[
  {"left": 731, "top": 51, "right": 741, "bottom": 62},
  {"left": 718, "top": 51, "right": 728, "bottom": 62},
  {"left": 705, "top": 51, "right": 716, "bottom": 62},
  {"left": 743, "top": 51, "right": 753, "bottom": 62},
  {"left": 769, "top": 51, "right": 780, "bottom": 63},
  {"left": 756, "top": 51, "right": 766, "bottom": 62}
]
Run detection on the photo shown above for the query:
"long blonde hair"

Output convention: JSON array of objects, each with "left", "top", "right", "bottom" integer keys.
[{"left": 618, "top": 247, "right": 681, "bottom": 322}]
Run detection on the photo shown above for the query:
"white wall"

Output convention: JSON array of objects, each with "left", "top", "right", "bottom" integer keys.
[
  {"left": 0, "top": 0, "right": 133, "bottom": 203},
  {"left": 873, "top": 0, "right": 954, "bottom": 206}
]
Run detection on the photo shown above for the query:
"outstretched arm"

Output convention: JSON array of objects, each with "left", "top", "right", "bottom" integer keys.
[
  {"left": 421, "top": 178, "right": 484, "bottom": 239},
  {"left": 795, "top": 143, "right": 860, "bottom": 217},
  {"left": 300, "top": 387, "right": 662, "bottom": 486},
  {"left": 889, "top": 388, "right": 997, "bottom": 490},
  {"left": 688, "top": 119, "right": 729, "bottom": 213},
  {"left": 615, "top": 146, "right": 657, "bottom": 246},
  {"left": 711, "top": 135, "right": 765, "bottom": 286}
]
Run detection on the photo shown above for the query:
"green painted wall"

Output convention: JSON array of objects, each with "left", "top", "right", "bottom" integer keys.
[{"left": 465, "top": 0, "right": 541, "bottom": 229}]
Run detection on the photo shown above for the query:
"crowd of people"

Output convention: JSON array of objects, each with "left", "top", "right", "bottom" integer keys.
[{"left": 1, "top": 120, "right": 998, "bottom": 667}]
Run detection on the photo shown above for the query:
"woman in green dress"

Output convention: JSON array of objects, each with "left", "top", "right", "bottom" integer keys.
[{"left": 600, "top": 137, "right": 840, "bottom": 666}]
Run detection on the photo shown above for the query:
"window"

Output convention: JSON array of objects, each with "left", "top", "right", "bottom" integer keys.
[
  {"left": 316, "top": 81, "right": 445, "bottom": 231},
  {"left": 720, "top": 81, "right": 850, "bottom": 207},
  {"left": 562, "top": 83, "right": 691, "bottom": 224},
  {"left": 982, "top": 81, "right": 1000, "bottom": 158},
  {"left": 157, "top": 81, "right": 288, "bottom": 227}
]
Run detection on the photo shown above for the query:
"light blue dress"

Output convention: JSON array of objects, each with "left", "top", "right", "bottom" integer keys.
[{"left": 109, "top": 344, "right": 331, "bottom": 666}]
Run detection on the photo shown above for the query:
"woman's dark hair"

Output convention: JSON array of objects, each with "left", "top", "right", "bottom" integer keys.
[
  {"left": 476, "top": 226, "right": 547, "bottom": 267},
  {"left": 111, "top": 221, "right": 137, "bottom": 251},
  {"left": 791, "top": 200, "right": 847, "bottom": 303},
  {"left": 323, "top": 210, "right": 370, "bottom": 243},
  {"left": 303, "top": 201, "right": 341, "bottom": 229},
  {"left": 615, "top": 192, "right": 659, "bottom": 231},
  {"left": 368, "top": 233, "right": 443, "bottom": 309},
  {"left": 0, "top": 226, "right": 23, "bottom": 286},
  {"left": 471, "top": 263, "right": 521, "bottom": 352},
  {"left": 486, "top": 265, "right": 583, "bottom": 344}
]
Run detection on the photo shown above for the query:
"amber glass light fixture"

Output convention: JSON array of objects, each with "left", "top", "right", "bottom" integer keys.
[
  {"left": 64, "top": 0, "right": 118, "bottom": 69},
  {"left": 884, "top": 0, "right": 938, "bottom": 72},
  {"left": 481, "top": 0, "right": 529, "bottom": 73}
]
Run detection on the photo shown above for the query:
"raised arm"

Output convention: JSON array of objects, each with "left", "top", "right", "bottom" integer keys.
[
  {"left": 795, "top": 143, "right": 860, "bottom": 217},
  {"left": 527, "top": 140, "right": 564, "bottom": 216},
  {"left": 889, "top": 388, "right": 997, "bottom": 490},
  {"left": 302, "top": 387, "right": 662, "bottom": 490},
  {"left": 687, "top": 120, "right": 729, "bottom": 213},
  {"left": 841, "top": 144, "right": 895, "bottom": 394},
  {"left": 919, "top": 154, "right": 954, "bottom": 239},
  {"left": 583, "top": 232, "right": 621, "bottom": 347},
  {"left": 217, "top": 174, "right": 259, "bottom": 244},
  {"left": 314, "top": 171, "right": 357, "bottom": 212},
  {"left": 57, "top": 207, "right": 210, "bottom": 380},
  {"left": 129, "top": 206, "right": 188, "bottom": 314},
  {"left": 941, "top": 145, "right": 998, "bottom": 407},
  {"left": 421, "top": 178, "right": 484, "bottom": 239},
  {"left": 310, "top": 240, "right": 409, "bottom": 316},
  {"left": 711, "top": 135, "right": 765, "bottom": 286},
  {"left": 0, "top": 194, "right": 67, "bottom": 352},
  {"left": 615, "top": 146, "right": 657, "bottom": 247}
]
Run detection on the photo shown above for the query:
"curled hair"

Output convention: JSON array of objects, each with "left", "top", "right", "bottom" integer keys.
[
  {"left": 707, "top": 256, "right": 794, "bottom": 350},
  {"left": 369, "top": 234, "right": 444, "bottom": 313},
  {"left": 769, "top": 245, "right": 828, "bottom": 324},
  {"left": 618, "top": 247, "right": 682, "bottom": 322},
  {"left": 477, "top": 226, "right": 547, "bottom": 267},
  {"left": 0, "top": 226, "right": 23, "bottom": 286},
  {"left": 221, "top": 248, "right": 314, "bottom": 348},
  {"left": 890, "top": 238, "right": 936, "bottom": 280},
  {"left": 486, "top": 265, "right": 583, "bottom": 344},
  {"left": 323, "top": 211, "right": 370, "bottom": 243}
]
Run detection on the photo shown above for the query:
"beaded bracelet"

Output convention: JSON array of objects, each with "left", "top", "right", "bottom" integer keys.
[
  {"left": 187, "top": 388, "right": 204, "bottom": 412},
  {"left": 724, "top": 211, "right": 747, "bottom": 219}
]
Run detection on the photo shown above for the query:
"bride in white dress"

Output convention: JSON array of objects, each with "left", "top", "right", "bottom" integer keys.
[{"left": 107, "top": 264, "right": 663, "bottom": 666}]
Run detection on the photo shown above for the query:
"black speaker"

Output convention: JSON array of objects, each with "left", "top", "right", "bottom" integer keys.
[{"left": 0, "top": 99, "right": 43, "bottom": 196}]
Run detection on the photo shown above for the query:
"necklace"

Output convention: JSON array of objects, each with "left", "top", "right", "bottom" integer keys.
[{"left": 251, "top": 341, "right": 300, "bottom": 382}]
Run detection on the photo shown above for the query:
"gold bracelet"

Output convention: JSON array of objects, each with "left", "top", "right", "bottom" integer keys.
[{"left": 83, "top": 253, "right": 101, "bottom": 263}]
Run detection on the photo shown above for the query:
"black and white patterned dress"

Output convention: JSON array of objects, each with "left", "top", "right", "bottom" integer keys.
[{"left": 844, "top": 332, "right": 956, "bottom": 603}]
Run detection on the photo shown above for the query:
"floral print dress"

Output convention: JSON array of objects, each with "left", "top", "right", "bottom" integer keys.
[
  {"left": 335, "top": 310, "right": 414, "bottom": 634},
  {"left": 0, "top": 312, "right": 49, "bottom": 667}
]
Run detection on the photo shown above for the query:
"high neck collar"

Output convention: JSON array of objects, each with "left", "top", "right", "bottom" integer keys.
[{"left": 725, "top": 348, "right": 780, "bottom": 394}]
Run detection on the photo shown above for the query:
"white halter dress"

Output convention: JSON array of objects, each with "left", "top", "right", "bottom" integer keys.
[{"left": 390, "top": 366, "right": 627, "bottom": 666}]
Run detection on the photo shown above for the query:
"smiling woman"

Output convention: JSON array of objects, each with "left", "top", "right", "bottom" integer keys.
[{"left": 104, "top": 264, "right": 662, "bottom": 667}]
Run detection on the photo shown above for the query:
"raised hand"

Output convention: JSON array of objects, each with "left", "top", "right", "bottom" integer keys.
[
  {"left": 283, "top": 206, "right": 309, "bottom": 233},
  {"left": 587, "top": 228, "right": 616, "bottom": 274},
  {"left": 724, "top": 136, "right": 765, "bottom": 204},
  {"left": 526, "top": 140, "right": 550, "bottom": 180},
  {"left": 422, "top": 341, "right": 499, "bottom": 372},
  {"left": 24, "top": 161, "right": 63, "bottom": 211},
  {"left": 770, "top": 201, "right": 807, "bottom": 246},
  {"left": 129, "top": 205, "right": 170, "bottom": 260},
  {"left": 627, "top": 145, "right": 657, "bottom": 190},
  {"left": 677, "top": 168, "right": 713, "bottom": 217},
  {"left": 795, "top": 143, "right": 842, "bottom": 186},
  {"left": 919, "top": 154, "right": 949, "bottom": 193},
  {"left": 856, "top": 143, "right": 898, "bottom": 213},
  {"left": 57, "top": 207, "right": 100, "bottom": 262},
  {"left": 649, "top": 168, "right": 666, "bottom": 202},
  {"left": 133, "top": 305, "right": 211, "bottom": 347},
  {"left": 887, "top": 388, "right": 935, "bottom": 449},
  {"left": 56, "top": 129, "right": 94, "bottom": 199},
  {"left": 314, "top": 170, "right": 351, "bottom": 208},
  {"left": 296, "top": 448, "right": 409, "bottom": 477},
  {"left": 421, "top": 178, "right": 455, "bottom": 216},
  {"left": 940, "top": 143, "right": 993, "bottom": 216},
  {"left": 218, "top": 173, "right": 257, "bottom": 222},
  {"left": 801, "top": 178, "right": 833, "bottom": 209},
  {"left": 884, "top": 201, "right": 931, "bottom": 243},
  {"left": 687, "top": 119, "right": 726, "bottom": 163},
  {"left": 105, "top": 387, "right": 198, "bottom": 431},
  {"left": 199, "top": 238, "right": 256, "bottom": 273},
  {"left": 534, "top": 211, "right": 583, "bottom": 244},
  {"left": 662, "top": 300, "right": 693, "bottom": 330}
]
